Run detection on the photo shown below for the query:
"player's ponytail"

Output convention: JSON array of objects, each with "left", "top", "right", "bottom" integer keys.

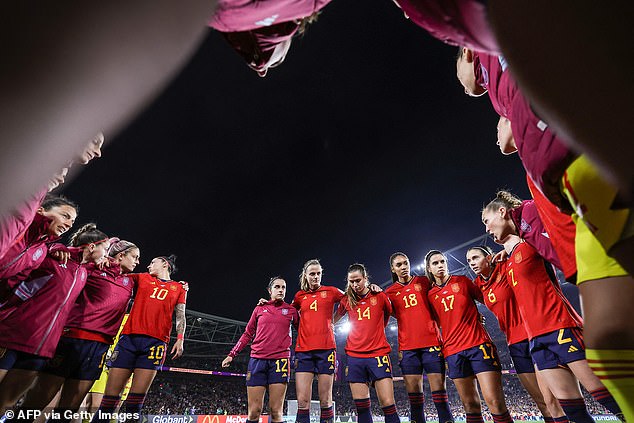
[
  {"left": 483, "top": 190, "right": 523, "bottom": 215},
  {"left": 68, "top": 223, "right": 108, "bottom": 248}
]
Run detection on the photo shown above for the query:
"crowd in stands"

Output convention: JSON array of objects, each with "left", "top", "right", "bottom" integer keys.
[{"left": 143, "top": 373, "right": 611, "bottom": 418}]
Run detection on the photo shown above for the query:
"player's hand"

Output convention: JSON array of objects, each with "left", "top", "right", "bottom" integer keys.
[
  {"left": 97, "top": 257, "right": 113, "bottom": 270},
  {"left": 369, "top": 283, "right": 383, "bottom": 293},
  {"left": 256, "top": 298, "right": 268, "bottom": 306},
  {"left": 171, "top": 339, "right": 184, "bottom": 359},
  {"left": 50, "top": 250, "right": 70, "bottom": 265},
  {"left": 492, "top": 250, "right": 508, "bottom": 263},
  {"left": 222, "top": 356, "right": 233, "bottom": 368},
  {"left": 179, "top": 281, "right": 189, "bottom": 291}
]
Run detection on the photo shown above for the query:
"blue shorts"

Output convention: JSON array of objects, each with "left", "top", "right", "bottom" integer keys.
[
  {"left": 0, "top": 348, "right": 47, "bottom": 371},
  {"left": 446, "top": 342, "right": 501, "bottom": 379},
  {"left": 246, "top": 357, "right": 290, "bottom": 386},
  {"left": 346, "top": 355, "right": 393, "bottom": 383},
  {"left": 530, "top": 327, "right": 586, "bottom": 370},
  {"left": 109, "top": 334, "right": 167, "bottom": 371},
  {"left": 42, "top": 337, "right": 109, "bottom": 380},
  {"left": 295, "top": 349, "right": 336, "bottom": 375},
  {"left": 398, "top": 347, "right": 445, "bottom": 375},
  {"left": 508, "top": 340, "right": 535, "bottom": 374}
]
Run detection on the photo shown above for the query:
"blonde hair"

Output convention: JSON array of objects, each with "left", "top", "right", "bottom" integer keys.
[
  {"left": 483, "top": 190, "right": 523, "bottom": 214},
  {"left": 299, "top": 259, "right": 322, "bottom": 291},
  {"left": 346, "top": 263, "right": 369, "bottom": 309}
]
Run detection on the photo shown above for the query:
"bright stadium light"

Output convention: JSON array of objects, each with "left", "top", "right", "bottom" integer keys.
[
  {"left": 389, "top": 324, "right": 397, "bottom": 332},
  {"left": 339, "top": 322, "right": 351, "bottom": 333}
]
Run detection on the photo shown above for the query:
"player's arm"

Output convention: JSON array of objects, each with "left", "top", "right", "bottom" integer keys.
[
  {"left": 223, "top": 306, "right": 259, "bottom": 367},
  {"left": 171, "top": 303, "right": 186, "bottom": 359},
  {"left": 333, "top": 298, "right": 348, "bottom": 324}
]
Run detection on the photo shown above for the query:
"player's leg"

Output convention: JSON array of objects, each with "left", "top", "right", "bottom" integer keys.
[
  {"left": 424, "top": 348, "right": 454, "bottom": 423},
  {"left": 19, "top": 373, "right": 66, "bottom": 415},
  {"left": 516, "top": 372, "right": 552, "bottom": 418},
  {"left": 400, "top": 350, "right": 425, "bottom": 423},
  {"left": 90, "top": 367, "right": 133, "bottom": 423},
  {"left": 0, "top": 369, "right": 40, "bottom": 414},
  {"left": 317, "top": 374, "right": 335, "bottom": 423},
  {"left": 374, "top": 377, "right": 400, "bottom": 423},
  {"left": 566, "top": 360, "right": 624, "bottom": 420},
  {"left": 349, "top": 383, "right": 372, "bottom": 423},
  {"left": 247, "top": 386, "right": 266, "bottom": 421},
  {"left": 58, "top": 379, "right": 99, "bottom": 414},
  {"left": 474, "top": 371, "right": 512, "bottom": 421},
  {"left": 268, "top": 383, "right": 288, "bottom": 423},
  {"left": 0, "top": 0, "right": 215, "bottom": 218},
  {"left": 534, "top": 369, "right": 567, "bottom": 422},
  {"left": 120, "top": 368, "right": 156, "bottom": 418},
  {"left": 452, "top": 377, "right": 483, "bottom": 422},
  {"left": 536, "top": 368, "right": 594, "bottom": 423},
  {"left": 294, "top": 351, "right": 316, "bottom": 423}
]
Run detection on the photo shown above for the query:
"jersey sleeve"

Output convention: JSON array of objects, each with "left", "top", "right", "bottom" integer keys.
[
  {"left": 331, "top": 286, "right": 345, "bottom": 302},
  {"left": 177, "top": 284, "right": 187, "bottom": 304},
  {"left": 229, "top": 306, "right": 259, "bottom": 357},
  {"left": 0, "top": 187, "right": 47, "bottom": 260},
  {"left": 467, "top": 278, "right": 484, "bottom": 303},
  {"left": 335, "top": 297, "right": 349, "bottom": 318},
  {"left": 291, "top": 291, "right": 301, "bottom": 310}
]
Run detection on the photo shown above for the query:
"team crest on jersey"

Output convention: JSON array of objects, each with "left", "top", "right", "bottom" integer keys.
[
  {"left": 282, "top": 308, "right": 288, "bottom": 315},
  {"left": 494, "top": 274, "right": 502, "bottom": 284},
  {"left": 321, "top": 291, "right": 327, "bottom": 298},
  {"left": 451, "top": 283, "right": 460, "bottom": 293},
  {"left": 122, "top": 277, "right": 129, "bottom": 286},
  {"left": 32, "top": 247, "right": 44, "bottom": 261},
  {"left": 520, "top": 219, "right": 532, "bottom": 233},
  {"left": 370, "top": 297, "right": 377, "bottom": 306},
  {"left": 414, "top": 284, "right": 421, "bottom": 292},
  {"left": 170, "top": 285, "right": 177, "bottom": 291},
  {"left": 302, "top": 295, "right": 307, "bottom": 300},
  {"left": 515, "top": 252, "right": 523, "bottom": 263}
]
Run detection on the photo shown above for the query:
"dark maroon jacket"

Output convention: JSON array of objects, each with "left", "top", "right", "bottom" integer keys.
[{"left": 393, "top": 0, "right": 499, "bottom": 54}]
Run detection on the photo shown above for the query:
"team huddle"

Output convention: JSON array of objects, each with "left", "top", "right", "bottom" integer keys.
[{"left": 1, "top": 0, "right": 633, "bottom": 421}]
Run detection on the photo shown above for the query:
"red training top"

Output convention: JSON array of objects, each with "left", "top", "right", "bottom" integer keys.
[
  {"left": 292, "top": 285, "right": 344, "bottom": 352},
  {"left": 122, "top": 273, "right": 187, "bottom": 343},
  {"left": 428, "top": 275, "right": 491, "bottom": 357},
  {"left": 229, "top": 300, "right": 299, "bottom": 360},
  {"left": 337, "top": 291, "right": 392, "bottom": 358},
  {"left": 385, "top": 276, "right": 441, "bottom": 350}
]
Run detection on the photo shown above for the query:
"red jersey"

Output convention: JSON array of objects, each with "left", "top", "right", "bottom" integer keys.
[
  {"left": 385, "top": 276, "right": 441, "bottom": 350},
  {"left": 527, "top": 175, "right": 577, "bottom": 281},
  {"left": 122, "top": 273, "right": 187, "bottom": 343},
  {"left": 292, "top": 285, "right": 344, "bottom": 352},
  {"left": 506, "top": 242, "right": 583, "bottom": 340},
  {"left": 474, "top": 261, "right": 527, "bottom": 345},
  {"left": 337, "top": 291, "right": 392, "bottom": 358},
  {"left": 428, "top": 275, "right": 491, "bottom": 357}
]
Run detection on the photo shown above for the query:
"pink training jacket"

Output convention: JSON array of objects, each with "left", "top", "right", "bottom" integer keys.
[
  {"left": 209, "top": 0, "right": 332, "bottom": 74},
  {"left": 474, "top": 52, "right": 575, "bottom": 205},
  {"left": 0, "top": 212, "right": 59, "bottom": 303},
  {"left": 229, "top": 300, "right": 299, "bottom": 360},
  {"left": 393, "top": 0, "right": 499, "bottom": 54},
  {"left": 0, "top": 246, "right": 88, "bottom": 358},
  {"left": 0, "top": 187, "right": 47, "bottom": 261},
  {"left": 509, "top": 200, "right": 563, "bottom": 274},
  {"left": 64, "top": 261, "right": 135, "bottom": 342}
]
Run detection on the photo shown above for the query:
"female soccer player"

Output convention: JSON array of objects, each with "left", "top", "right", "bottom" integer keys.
[
  {"left": 482, "top": 202, "right": 624, "bottom": 422},
  {"left": 335, "top": 263, "right": 399, "bottom": 423},
  {"left": 91, "top": 254, "right": 188, "bottom": 422},
  {"left": 209, "top": 0, "right": 330, "bottom": 76},
  {"left": 291, "top": 259, "right": 344, "bottom": 423},
  {"left": 385, "top": 252, "right": 453, "bottom": 423},
  {"left": 19, "top": 239, "right": 140, "bottom": 419},
  {"left": 0, "top": 195, "right": 78, "bottom": 302},
  {"left": 0, "top": 223, "right": 110, "bottom": 413},
  {"left": 466, "top": 246, "right": 566, "bottom": 423},
  {"left": 425, "top": 250, "right": 512, "bottom": 423},
  {"left": 222, "top": 277, "right": 299, "bottom": 423}
]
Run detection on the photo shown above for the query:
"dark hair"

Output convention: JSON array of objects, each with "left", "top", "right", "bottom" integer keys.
[
  {"left": 108, "top": 238, "right": 138, "bottom": 258},
  {"left": 299, "top": 259, "right": 322, "bottom": 291},
  {"left": 41, "top": 195, "right": 79, "bottom": 213},
  {"left": 483, "top": 190, "right": 523, "bottom": 214},
  {"left": 157, "top": 254, "right": 178, "bottom": 275},
  {"left": 467, "top": 245, "right": 493, "bottom": 257},
  {"left": 346, "top": 263, "right": 369, "bottom": 309},
  {"left": 424, "top": 250, "right": 446, "bottom": 284},
  {"left": 67, "top": 223, "right": 108, "bottom": 247},
  {"left": 268, "top": 276, "right": 285, "bottom": 291},
  {"left": 389, "top": 252, "right": 408, "bottom": 283}
]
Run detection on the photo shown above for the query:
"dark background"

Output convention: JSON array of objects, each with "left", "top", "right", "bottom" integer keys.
[{"left": 62, "top": 0, "right": 529, "bottom": 320}]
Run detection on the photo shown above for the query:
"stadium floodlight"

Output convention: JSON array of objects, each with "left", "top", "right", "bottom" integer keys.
[{"left": 339, "top": 322, "right": 351, "bottom": 333}]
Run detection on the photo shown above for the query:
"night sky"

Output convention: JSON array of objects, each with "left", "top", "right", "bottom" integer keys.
[{"left": 61, "top": 0, "right": 529, "bottom": 321}]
